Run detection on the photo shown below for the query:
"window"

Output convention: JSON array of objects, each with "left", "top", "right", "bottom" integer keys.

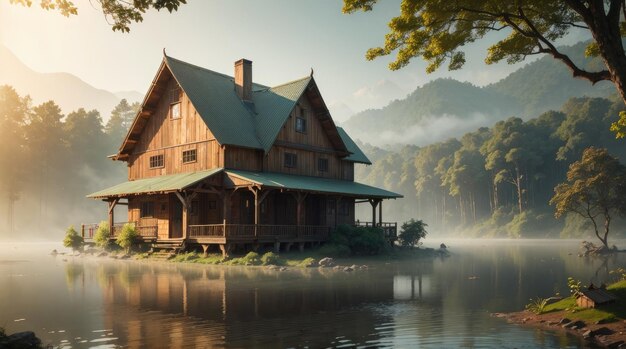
[
  {"left": 182, "top": 149, "right": 197, "bottom": 163},
  {"left": 295, "top": 117, "right": 307, "bottom": 133},
  {"left": 190, "top": 200, "right": 199, "bottom": 216},
  {"left": 140, "top": 201, "right": 154, "bottom": 218},
  {"left": 208, "top": 200, "right": 217, "bottom": 210},
  {"left": 149, "top": 154, "right": 164, "bottom": 168},
  {"left": 170, "top": 102, "right": 181, "bottom": 119},
  {"left": 284, "top": 152, "right": 297, "bottom": 168},
  {"left": 318, "top": 158, "right": 329, "bottom": 172}
]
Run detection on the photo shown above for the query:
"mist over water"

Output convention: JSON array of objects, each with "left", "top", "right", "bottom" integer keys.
[{"left": 1, "top": 240, "right": 621, "bottom": 348}]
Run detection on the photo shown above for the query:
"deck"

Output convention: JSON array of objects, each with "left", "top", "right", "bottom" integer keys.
[{"left": 81, "top": 221, "right": 397, "bottom": 255}]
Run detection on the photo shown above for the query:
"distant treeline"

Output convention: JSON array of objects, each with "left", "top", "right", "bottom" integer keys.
[
  {"left": 0, "top": 85, "right": 137, "bottom": 239},
  {"left": 355, "top": 96, "right": 626, "bottom": 238}
]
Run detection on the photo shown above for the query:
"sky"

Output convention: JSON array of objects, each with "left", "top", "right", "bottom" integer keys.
[{"left": 0, "top": 0, "right": 589, "bottom": 121}]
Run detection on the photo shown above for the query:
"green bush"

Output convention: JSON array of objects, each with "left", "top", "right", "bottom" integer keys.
[
  {"left": 261, "top": 252, "right": 282, "bottom": 265},
  {"left": 328, "top": 224, "right": 387, "bottom": 255},
  {"left": 298, "top": 257, "right": 317, "bottom": 268},
  {"left": 318, "top": 243, "right": 351, "bottom": 257},
  {"left": 94, "top": 221, "right": 111, "bottom": 249},
  {"left": 399, "top": 219, "right": 428, "bottom": 247},
  {"left": 525, "top": 297, "right": 549, "bottom": 314},
  {"left": 242, "top": 252, "right": 261, "bottom": 265},
  {"left": 63, "top": 225, "right": 84, "bottom": 251},
  {"left": 116, "top": 223, "right": 138, "bottom": 254}
]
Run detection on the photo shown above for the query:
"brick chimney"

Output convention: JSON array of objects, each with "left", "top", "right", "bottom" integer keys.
[{"left": 234, "top": 59, "right": 252, "bottom": 101}]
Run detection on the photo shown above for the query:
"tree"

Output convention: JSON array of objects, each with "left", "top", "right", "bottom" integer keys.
[
  {"left": 0, "top": 86, "right": 29, "bottom": 235},
  {"left": 10, "top": 0, "right": 187, "bottom": 32},
  {"left": 105, "top": 99, "right": 140, "bottom": 145},
  {"left": 399, "top": 219, "right": 428, "bottom": 247},
  {"left": 63, "top": 225, "right": 84, "bottom": 252},
  {"left": 550, "top": 147, "right": 626, "bottom": 248},
  {"left": 94, "top": 221, "right": 111, "bottom": 249},
  {"left": 342, "top": 1, "right": 626, "bottom": 136}
]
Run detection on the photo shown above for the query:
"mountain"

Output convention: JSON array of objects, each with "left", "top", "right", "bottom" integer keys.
[
  {"left": 0, "top": 44, "right": 141, "bottom": 119},
  {"left": 342, "top": 41, "right": 617, "bottom": 147}
]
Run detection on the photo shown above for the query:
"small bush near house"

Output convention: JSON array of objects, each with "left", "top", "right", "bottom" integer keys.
[
  {"left": 318, "top": 243, "right": 351, "bottom": 257},
  {"left": 63, "top": 226, "right": 84, "bottom": 252},
  {"left": 94, "top": 221, "right": 111, "bottom": 249},
  {"left": 261, "top": 252, "right": 282, "bottom": 265},
  {"left": 398, "top": 219, "right": 428, "bottom": 247},
  {"left": 329, "top": 224, "right": 387, "bottom": 255},
  {"left": 116, "top": 223, "right": 138, "bottom": 254},
  {"left": 242, "top": 252, "right": 261, "bottom": 265}
]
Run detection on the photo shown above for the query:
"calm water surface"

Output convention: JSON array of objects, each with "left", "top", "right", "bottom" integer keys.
[{"left": 1, "top": 240, "right": 623, "bottom": 348}]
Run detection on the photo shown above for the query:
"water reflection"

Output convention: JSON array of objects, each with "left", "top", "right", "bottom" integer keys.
[{"left": 1, "top": 241, "right": 619, "bottom": 348}]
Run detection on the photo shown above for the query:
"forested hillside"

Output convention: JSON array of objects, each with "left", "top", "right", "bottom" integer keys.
[
  {"left": 343, "top": 41, "right": 615, "bottom": 147},
  {"left": 355, "top": 96, "right": 626, "bottom": 238},
  {"left": 0, "top": 85, "right": 138, "bottom": 239}
]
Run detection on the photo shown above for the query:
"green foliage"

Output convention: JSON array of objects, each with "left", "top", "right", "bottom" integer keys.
[
  {"left": 94, "top": 221, "right": 111, "bottom": 249},
  {"left": 399, "top": 219, "right": 428, "bottom": 247},
  {"left": 170, "top": 252, "right": 199, "bottom": 262},
  {"left": 115, "top": 223, "right": 138, "bottom": 253},
  {"left": 330, "top": 224, "right": 388, "bottom": 255},
  {"left": 260, "top": 252, "right": 282, "bottom": 266},
  {"left": 611, "top": 111, "right": 626, "bottom": 139},
  {"left": 10, "top": 0, "right": 187, "bottom": 32},
  {"left": 568, "top": 277, "right": 582, "bottom": 297},
  {"left": 525, "top": 297, "right": 550, "bottom": 315},
  {"left": 297, "top": 257, "right": 317, "bottom": 268},
  {"left": 63, "top": 225, "right": 84, "bottom": 251},
  {"left": 550, "top": 147, "right": 626, "bottom": 247},
  {"left": 242, "top": 252, "right": 261, "bottom": 266}
]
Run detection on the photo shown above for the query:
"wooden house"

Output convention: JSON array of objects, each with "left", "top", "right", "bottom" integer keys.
[
  {"left": 576, "top": 284, "right": 618, "bottom": 309},
  {"left": 84, "top": 54, "right": 402, "bottom": 256}
]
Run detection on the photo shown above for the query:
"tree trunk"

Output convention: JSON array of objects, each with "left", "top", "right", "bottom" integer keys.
[{"left": 603, "top": 208, "right": 612, "bottom": 249}]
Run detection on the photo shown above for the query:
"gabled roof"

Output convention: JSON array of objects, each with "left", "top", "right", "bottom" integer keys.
[
  {"left": 337, "top": 127, "right": 371, "bottom": 164},
  {"left": 117, "top": 54, "right": 364, "bottom": 160}
]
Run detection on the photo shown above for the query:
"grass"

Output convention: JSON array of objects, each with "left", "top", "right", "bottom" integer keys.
[{"left": 539, "top": 280, "right": 626, "bottom": 324}]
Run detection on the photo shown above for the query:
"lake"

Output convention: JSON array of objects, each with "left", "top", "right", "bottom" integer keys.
[{"left": 1, "top": 240, "right": 622, "bottom": 348}]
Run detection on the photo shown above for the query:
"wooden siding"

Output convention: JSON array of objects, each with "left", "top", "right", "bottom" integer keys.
[
  {"left": 128, "top": 77, "right": 223, "bottom": 180},
  {"left": 223, "top": 146, "right": 262, "bottom": 171},
  {"left": 264, "top": 93, "right": 353, "bottom": 180},
  {"left": 128, "top": 195, "right": 170, "bottom": 240}
]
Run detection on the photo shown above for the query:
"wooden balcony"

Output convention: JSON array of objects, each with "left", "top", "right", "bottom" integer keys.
[
  {"left": 81, "top": 219, "right": 158, "bottom": 241},
  {"left": 187, "top": 224, "right": 330, "bottom": 244},
  {"left": 354, "top": 221, "right": 398, "bottom": 240}
]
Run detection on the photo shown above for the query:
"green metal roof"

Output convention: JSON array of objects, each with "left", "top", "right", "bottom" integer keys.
[
  {"left": 226, "top": 170, "right": 402, "bottom": 199},
  {"left": 337, "top": 127, "right": 371, "bottom": 164},
  {"left": 252, "top": 76, "right": 312, "bottom": 152},
  {"left": 87, "top": 168, "right": 223, "bottom": 198},
  {"left": 162, "top": 55, "right": 369, "bottom": 163}
]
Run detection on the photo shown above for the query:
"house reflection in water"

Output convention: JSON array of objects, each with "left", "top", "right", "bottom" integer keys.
[{"left": 84, "top": 261, "right": 405, "bottom": 348}]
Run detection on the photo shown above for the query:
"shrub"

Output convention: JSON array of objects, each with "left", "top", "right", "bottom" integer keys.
[
  {"left": 329, "top": 224, "right": 387, "bottom": 255},
  {"left": 399, "top": 219, "right": 428, "bottom": 247},
  {"left": 242, "top": 252, "right": 261, "bottom": 265},
  {"left": 525, "top": 297, "right": 549, "bottom": 314},
  {"left": 116, "top": 223, "right": 138, "bottom": 254},
  {"left": 94, "top": 221, "right": 111, "bottom": 249},
  {"left": 298, "top": 257, "right": 317, "bottom": 268},
  {"left": 261, "top": 252, "right": 282, "bottom": 265},
  {"left": 568, "top": 277, "right": 582, "bottom": 297},
  {"left": 63, "top": 225, "right": 84, "bottom": 252}
]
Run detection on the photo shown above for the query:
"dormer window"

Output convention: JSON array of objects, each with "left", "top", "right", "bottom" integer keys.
[{"left": 170, "top": 102, "right": 181, "bottom": 119}]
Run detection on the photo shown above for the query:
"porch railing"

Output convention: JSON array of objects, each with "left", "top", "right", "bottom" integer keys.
[
  {"left": 354, "top": 221, "right": 398, "bottom": 239},
  {"left": 188, "top": 224, "right": 330, "bottom": 241},
  {"left": 81, "top": 219, "right": 158, "bottom": 240}
]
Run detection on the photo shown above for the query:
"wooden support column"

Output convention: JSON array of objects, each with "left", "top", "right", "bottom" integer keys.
[
  {"left": 108, "top": 198, "right": 119, "bottom": 235},
  {"left": 175, "top": 192, "right": 190, "bottom": 240},
  {"left": 250, "top": 186, "right": 271, "bottom": 237},
  {"left": 222, "top": 190, "right": 232, "bottom": 223},
  {"left": 291, "top": 192, "right": 308, "bottom": 227},
  {"left": 379, "top": 200, "right": 383, "bottom": 226},
  {"left": 369, "top": 199, "right": 380, "bottom": 227}
]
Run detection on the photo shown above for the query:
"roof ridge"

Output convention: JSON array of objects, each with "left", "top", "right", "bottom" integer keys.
[
  {"left": 268, "top": 75, "right": 311, "bottom": 91},
  {"left": 166, "top": 55, "right": 269, "bottom": 89}
]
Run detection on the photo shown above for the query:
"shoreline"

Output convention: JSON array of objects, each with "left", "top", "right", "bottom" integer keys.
[{"left": 498, "top": 310, "right": 626, "bottom": 348}]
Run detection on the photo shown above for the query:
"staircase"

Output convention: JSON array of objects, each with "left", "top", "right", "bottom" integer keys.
[{"left": 150, "top": 239, "right": 185, "bottom": 253}]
